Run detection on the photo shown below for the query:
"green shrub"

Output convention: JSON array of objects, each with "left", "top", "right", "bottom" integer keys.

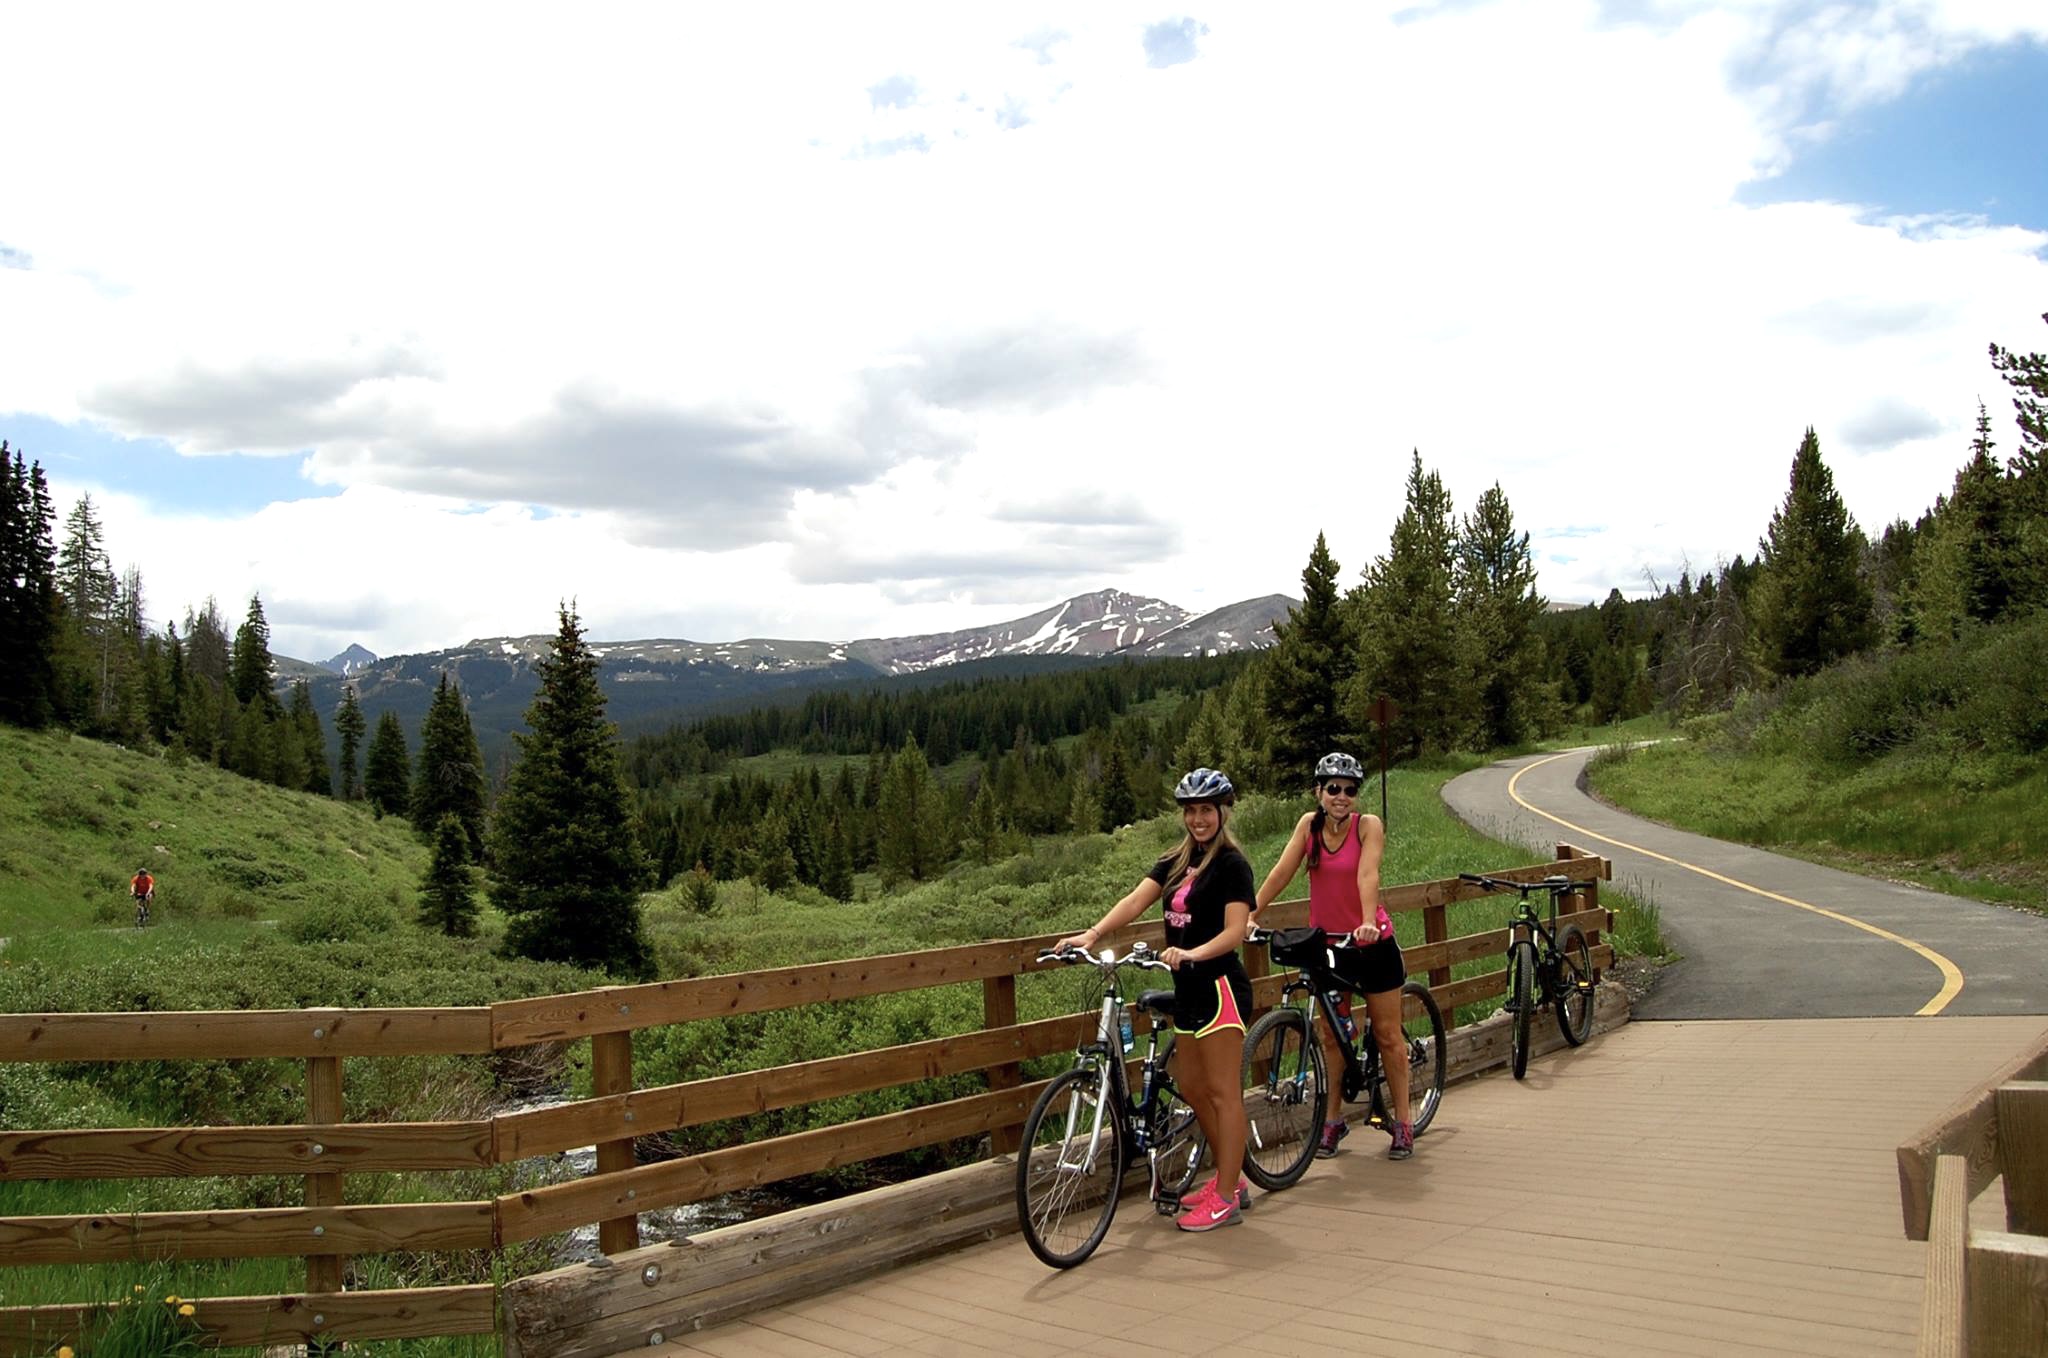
[{"left": 283, "top": 899, "right": 396, "bottom": 944}]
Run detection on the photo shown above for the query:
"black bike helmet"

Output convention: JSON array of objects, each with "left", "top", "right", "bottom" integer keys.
[
  {"left": 1314, "top": 752, "right": 1365, "bottom": 783},
  {"left": 1173, "top": 767, "right": 1235, "bottom": 805}
]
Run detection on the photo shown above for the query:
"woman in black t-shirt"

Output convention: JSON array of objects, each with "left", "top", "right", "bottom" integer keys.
[{"left": 1057, "top": 768, "right": 1254, "bottom": 1233}]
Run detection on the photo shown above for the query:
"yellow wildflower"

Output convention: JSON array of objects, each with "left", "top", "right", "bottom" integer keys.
[
  {"left": 178, "top": 1303, "right": 196, "bottom": 1317},
  {"left": 57, "top": 1347, "right": 74, "bottom": 1358},
  {"left": 164, "top": 1294, "right": 179, "bottom": 1304},
  {"left": 133, "top": 1284, "right": 145, "bottom": 1294}
]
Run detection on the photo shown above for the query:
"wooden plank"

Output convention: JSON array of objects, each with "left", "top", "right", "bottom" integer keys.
[
  {"left": 1919, "top": 1153, "right": 1969, "bottom": 1358},
  {"left": 1899, "top": 1030, "right": 2048, "bottom": 1239},
  {"left": 499, "top": 1083, "right": 1045, "bottom": 1245},
  {"left": 305, "top": 1055, "right": 345, "bottom": 1295},
  {"left": 1380, "top": 856, "right": 1610, "bottom": 912},
  {"left": 1997, "top": 1080, "right": 2048, "bottom": 1235},
  {"left": 1967, "top": 1230, "right": 2048, "bottom": 1358},
  {"left": 592, "top": 1031, "right": 639, "bottom": 1256},
  {"left": 493, "top": 939, "right": 1058, "bottom": 1045},
  {"left": 496, "top": 1013, "right": 1092, "bottom": 1159},
  {"left": 0, "top": 1285, "right": 497, "bottom": 1350},
  {"left": 0, "top": 1202, "right": 494, "bottom": 1265},
  {"left": 0, "top": 1007, "right": 492, "bottom": 1061},
  {"left": 981, "top": 975, "right": 1022, "bottom": 1156},
  {"left": 503, "top": 1158, "right": 1021, "bottom": 1358},
  {"left": 0, "top": 1122, "right": 493, "bottom": 1179}
]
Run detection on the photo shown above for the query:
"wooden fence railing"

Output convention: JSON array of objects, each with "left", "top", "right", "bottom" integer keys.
[
  {"left": 1899, "top": 1026, "right": 2048, "bottom": 1357},
  {"left": 0, "top": 846, "right": 1612, "bottom": 1353}
]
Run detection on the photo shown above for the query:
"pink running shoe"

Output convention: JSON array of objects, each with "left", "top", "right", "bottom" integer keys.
[
  {"left": 1175, "top": 1182, "right": 1240, "bottom": 1233},
  {"left": 1200, "top": 1175, "right": 1255, "bottom": 1212}
]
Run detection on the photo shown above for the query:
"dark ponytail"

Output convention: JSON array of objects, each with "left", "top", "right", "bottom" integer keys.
[{"left": 1307, "top": 807, "right": 1327, "bottom": 869}]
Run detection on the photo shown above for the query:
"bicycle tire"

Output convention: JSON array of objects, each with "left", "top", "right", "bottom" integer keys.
[
  {"left": 1555, "top": 925, "right": 1595, "bottom": 1047},
  {"left": 1016, "top": 1065, "right": 1126, "bottom": 1268},
  {"left": 1509, "top": 941, "right": 1535, "bottom": 1080},
  {"left": 1371, "top": 981, "right": 1446, "bottom": 1136},
  {"left": 1238, "top": 1006, "right": 1323, "bottom": 1191}
]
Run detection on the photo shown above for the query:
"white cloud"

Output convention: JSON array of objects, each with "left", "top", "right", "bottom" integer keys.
[{"left": 3, "top": 1, "right": 2046, "bottom": 653}]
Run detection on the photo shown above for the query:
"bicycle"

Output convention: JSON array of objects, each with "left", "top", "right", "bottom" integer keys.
[
  {"left": 1458, "top": 873, "right": 1599, "bottom": 1079},
  {"left": 1014, "top": 941, "right": 1232, "bottom": 1269},
  {"left": 133, "top": 893, "right": 151, "bottom": 928},
  {"left": 1241, "top": 925, "right": 1446, "bottom": 1180}
]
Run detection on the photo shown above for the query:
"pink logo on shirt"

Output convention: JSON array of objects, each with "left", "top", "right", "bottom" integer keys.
[{"left": 1166, "top": 875, "right": 1195, "bottom": 929}]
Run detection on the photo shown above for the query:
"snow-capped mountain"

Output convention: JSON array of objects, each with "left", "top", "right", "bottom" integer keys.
[
  {"left": 324, "top": 643, "right": 380, "bottom": 676},
  {"left": 279, "top": 589, "right": 1296, "bottom": 759}
]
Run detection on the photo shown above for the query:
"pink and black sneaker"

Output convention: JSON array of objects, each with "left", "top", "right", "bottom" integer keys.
[{"left": 1174, "top": 1182, "right": 1241, "bottom": 1233}]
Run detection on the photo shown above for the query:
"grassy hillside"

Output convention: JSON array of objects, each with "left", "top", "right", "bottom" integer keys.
[
  {"left": 1, "top": 724, "right": 428, "bottom": 937},
  {"left": 1590, "top": 737, "right": 2047, "bottom": 909}
]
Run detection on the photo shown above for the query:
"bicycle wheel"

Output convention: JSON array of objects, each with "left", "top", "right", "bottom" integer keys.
[
  {"left": 1372, "top": 981, "right": 1446, "bottom": 1136},
  {"left": 1238, "top": 1006, "right": 1324, "bottom": 1191},
  {"left": 1555, "top": 925, "right": 1596, "bottom": 1047},
  {"left": 1151, "top": 1088, "right": 1208, "bottom": 1207},
  {"left": 1509, "top": 941, "right": 1535, "bottom": 1080},
  {"left": 1017, "top": 1065, "right": 1126, "bottom": 1268}
]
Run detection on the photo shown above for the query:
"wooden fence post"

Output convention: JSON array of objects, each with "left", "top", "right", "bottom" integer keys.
[
  {"left": 984, "top": 975, "right": 1022, "bottom": 1156},
  {"left": 1996, "top": 1080, "right": 2048, "bottom": 1235},
  {"left": 306, "top": 1055, "right": 345, "bottom": 1296},
  {"left": 1423, "top": 902, "right": 1450, "bottom": 991},
  {"left": 591, "top": 1032, "right": 639, "bottom": 1255}
]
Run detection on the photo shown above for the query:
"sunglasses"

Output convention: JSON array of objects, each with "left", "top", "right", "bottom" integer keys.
[{"left": 1322, "top": 782, "right": 1360, "bottom": 797}]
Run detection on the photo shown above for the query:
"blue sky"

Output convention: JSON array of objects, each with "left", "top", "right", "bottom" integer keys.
[
  {"left": 3, "top": 3, "right": 2046, "bottom": 660},
  {"left": 5, "top": 414, "right": 339, "bottom": 516},
  {"left": 1743, "top": 40, "right": 2048, "bottom": 229}
]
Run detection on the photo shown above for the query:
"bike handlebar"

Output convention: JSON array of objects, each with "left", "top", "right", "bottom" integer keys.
[
  {"left": 1458, "top": 873, "right": 1594, "bottom": 896},
  {"left": 1036, "top": 942, "right": 1173, "bottom": 972},
  {"left": 1244, "top": 924, "right": 1364, "bottom": 952}
]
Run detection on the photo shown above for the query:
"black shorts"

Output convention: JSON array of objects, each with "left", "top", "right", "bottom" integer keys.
[
  {"left": 1329, "top": 938, "right": 1406, "bottom": 997},
  {"left": 1173, "top": 968, "right": 1254, "bottom": 1039}
]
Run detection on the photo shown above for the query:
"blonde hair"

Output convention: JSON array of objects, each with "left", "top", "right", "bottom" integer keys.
[{"left": 1157, "top": 803, "right": 1242, "bottom": 895}]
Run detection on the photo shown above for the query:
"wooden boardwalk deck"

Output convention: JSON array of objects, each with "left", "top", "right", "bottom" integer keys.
[{"left": 649, "top": 1014, "right": 2048, "bottom": 1358}]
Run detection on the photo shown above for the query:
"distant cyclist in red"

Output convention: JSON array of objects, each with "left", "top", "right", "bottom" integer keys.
[{"left": 130, "top": 867, "right": 155, "bottom": 926}]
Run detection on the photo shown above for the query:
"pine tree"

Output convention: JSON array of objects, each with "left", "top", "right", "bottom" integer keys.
[
  {"left": 1264, "top": 533, "right": 1356, "bottom": 773},
  {"left": 335, "top": 687, "right": 367, "bottom": 800},
  {"left": 1354, "top": 451, "right": 1463, "bottom": 756},
  {"left": 1749, "top": 428, "right": 1876, "bottom": 677},
  {"left": 1989, "top": 313, "right": 2048, "bottom": 611},
  {"left": 966, "top": 778, "right": 1008, "bottom": 864},
  {"left": 180, "top": 600, "right": 232, "bottom": 762},
  {"left": 489, "top": 606, "right": 652, "bottom": 977},
  {"left": 0, "top": 447, "right": 60, "bottom": 727},
  {"left": 55, "top": 494, "right": 119, "bottom": 730},
  {"left": 420, "top": 814, "right": 480, "bottom": 937},
  {"left": 412, "top": 674, "right": 487, "bottom": 857},
  {"left": 230, "top": 595, "right": 282, "bottom": 718},
  {"left": 364, "top": 710, "right": 413, "bottom": 819},
  {"left": 751, "top": 810, "right": 798, "bottom": 891},
  {"left": 287, "top": 679, "right": 330, "bottom": 794},
  {"left": 876, "top": 735, "right": 947, "bottom": 884},
  {"left": 1098, "top": 743, "right": 1138, "bottom": 830},
  {"left": 1455, "top": 483, "right": 1545, "bottom": 748},
  {"left": 820, "top": 817, "right": 855, "bottom": 901}
]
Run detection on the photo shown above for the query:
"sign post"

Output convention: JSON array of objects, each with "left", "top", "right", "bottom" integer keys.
[{"left": 1366, "top": 696, "right": 1399, "bottom": 830}]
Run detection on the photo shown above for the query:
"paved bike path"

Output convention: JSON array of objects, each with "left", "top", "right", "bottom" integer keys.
[{"left": 1440, "top": 747, "right": 2048, "bottom": 1020}]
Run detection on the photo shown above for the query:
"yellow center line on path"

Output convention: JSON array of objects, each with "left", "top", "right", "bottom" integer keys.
[{"left": 1505, "top": 749, "right": 1965, "bottom": 1017}]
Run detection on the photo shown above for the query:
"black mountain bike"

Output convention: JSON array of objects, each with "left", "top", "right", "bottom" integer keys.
[
  {"left": 133, "top": 893, "right": 152, "bottom": 928},
  {"left": 1015, "top": 942, "right": 1219, "bottom": 1269},
  {"left": 1242, "top": 926, "right": 1446, "bottom": 1182},
  {"left": 1458, "top": 874, "right": 1599, "bottom": 1079}
]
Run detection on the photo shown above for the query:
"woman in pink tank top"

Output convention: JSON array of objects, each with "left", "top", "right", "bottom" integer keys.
[{"left": 1251, "top": 752, "right": 1416, "bottom": 1161}]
